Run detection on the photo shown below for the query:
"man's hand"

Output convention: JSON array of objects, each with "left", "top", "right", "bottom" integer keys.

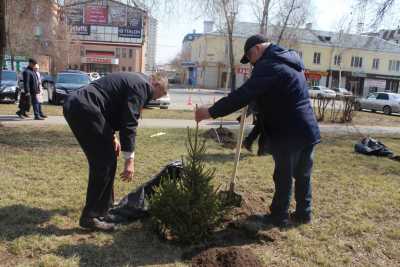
[
  {"left": 195, "top": 106, "right": 211, "bottom": 122},
  {"left": 113, "top": 135, "right": 121, "bottom": 157},
  {"left": 120, "top": 158, "right": 134, "bottom": 182}
]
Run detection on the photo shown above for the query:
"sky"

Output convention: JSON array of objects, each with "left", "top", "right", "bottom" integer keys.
[{"left": 154, "top": 0, "right": 382, "bottom": 64}]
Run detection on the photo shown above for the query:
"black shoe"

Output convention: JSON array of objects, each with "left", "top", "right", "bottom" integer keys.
[
  {"left": 34, "top": 116, "right": 45, "bottom": 120},
  {"left": 16, "top": 111, "right": 24, "bottom": 119},
  {"left": 22, "top": 113, "right": 30, "bottom": 118},
  {"left": 40, "top": 114, "right": 47, "bottom": 118},
  {"left": 290, "top": 212, "right": 312, "bottom": 224},
  {"left": 79, "top": 216, "right": 116, "bottom": 232},
  {"left": 263, "top": 213, "right": 290, "bottom": 228}
]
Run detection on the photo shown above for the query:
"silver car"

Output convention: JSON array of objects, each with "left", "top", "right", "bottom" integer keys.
[
  {"left": 308, "top": 86, "right": 336, "bottom": 99},
  {"left": 355, "top": 92, "right": 400, "bottom": 115}
]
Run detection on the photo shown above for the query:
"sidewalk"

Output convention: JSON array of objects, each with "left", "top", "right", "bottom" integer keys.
[{"left": 1, "top": 115, "right": 400, "bottom": 135}]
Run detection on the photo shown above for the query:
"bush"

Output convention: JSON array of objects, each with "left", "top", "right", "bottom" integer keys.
[{"left": 148, "top": 127, "right": 226, "bottom": 244}]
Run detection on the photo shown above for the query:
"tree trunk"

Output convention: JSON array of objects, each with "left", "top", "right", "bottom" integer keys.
[
  {"left": 277, "top": 0, "right": 296, "bottom": 45},
  {"left": 260, "top": 0, "right": 270, "bottom": 36},
  {"left": 228, "top": 30, "right": 236, "bottom": 91},
  {"left": 0, "top": 0, "right": 5, "bottom": 78}
]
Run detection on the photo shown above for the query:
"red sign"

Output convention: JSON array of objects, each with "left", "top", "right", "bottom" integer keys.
[
  {"left": 236, "top": 67, "right": 251, "bottom": 75},
  {"left": 82, "top": 57, "right": 119, "bottom": 65},
  {"left": 85, "top": 6, "right": 108, "bottom": 25}
]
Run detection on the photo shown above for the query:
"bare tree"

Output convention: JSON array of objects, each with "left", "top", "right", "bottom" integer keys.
[
  {"left": 0, "top": 0, "right": 6, "bottom": 79},
  {"left": 371, "top": 0, "right": 395, "bottom": 27},
  {"left": 275, "top": 0, "right": 310, "bottom": 45},
  {"left": 250, "top": 0, "right": 273, "bottom": 35}
]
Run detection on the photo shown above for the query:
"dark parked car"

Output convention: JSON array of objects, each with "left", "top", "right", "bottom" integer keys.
[
  {"left": 0, "top": 70, "right": 19, "bottom": 103},
  {"left": 47, "top": 70, "right": 90, "bottom": 105}
]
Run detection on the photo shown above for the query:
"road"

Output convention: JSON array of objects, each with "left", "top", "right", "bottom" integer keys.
[{"left": 1, "top": 115, "right": 400, "bottom": 136}]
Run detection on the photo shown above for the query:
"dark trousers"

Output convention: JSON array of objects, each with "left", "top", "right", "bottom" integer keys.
[
  {"left": 270, "top": 144, "right": 315, "bottom": 218},
  {"left": 18, "top": 93, "right": 31, "bottom": 114},
  {"left": 31, "top": 95, "right": 43, "bottom": 118},
  {"left": 63, "top": 97, "right": 116, "bottom": 218}
]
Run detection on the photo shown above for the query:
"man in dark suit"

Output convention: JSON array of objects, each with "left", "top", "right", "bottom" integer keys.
[
  {"left": 195, "top": 35, "right": 320, "bottom": 227},
  {"left": 63, "top": 72, "right": 168, "bottom": 231},
  {"left": 17, "top": 58, "right": 46, "bottom": 120}
]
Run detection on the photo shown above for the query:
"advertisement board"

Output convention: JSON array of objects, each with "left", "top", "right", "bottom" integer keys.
[
  {"left": 85, "top": 6, "right": 108, "bottom": 25},
  {"left": 71, "top": 25, "right": 90, "bottom": 35}
]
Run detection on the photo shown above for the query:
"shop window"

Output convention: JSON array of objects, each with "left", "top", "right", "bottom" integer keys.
[
  {"left": 372, "top": 58, "right": 379, "bottom": 70},
  {"left": 351, "top": 56, "right": 363, "bottom": 68},
  {"left": 129, "top": 49, "right": 133, "bottom": 58},
  {"left": 334, "top": 55, "right": 341, "bottom": 65},
  {"left": 313, "top": 52, "right": 321, "bottom": 64},
  {"left": 116, "top": 48, "right": 120, "bottom": 58},
  {"left": 122, "top": 48, "right": 127, "bottom": 58},
  {"left": 122, "top": 66, "right": 126, "bottom": 71}
]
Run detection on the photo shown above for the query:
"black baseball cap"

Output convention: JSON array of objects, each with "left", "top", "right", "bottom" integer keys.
[{"left": 240, "top": 34, "right": 267, "bottom": 64}]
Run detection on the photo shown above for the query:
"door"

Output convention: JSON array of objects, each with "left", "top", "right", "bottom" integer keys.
[
  {"left": 376, "top": 93, "right": 389, "bottom": 111},
  {"left": 363, "top": 93, "right": 377, "bottom": 110}
]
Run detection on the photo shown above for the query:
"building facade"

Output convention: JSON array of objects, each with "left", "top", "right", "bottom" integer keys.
[
  {"left": 65, "top": 0, "right": 148, "bottom": 74},
  {"left": 187, "top": 22, "right": 400, "bottom": 96}
]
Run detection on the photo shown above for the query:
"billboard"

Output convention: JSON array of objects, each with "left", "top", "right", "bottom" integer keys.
[
  {"left": 109, "top": 6, "right": 126, "bottom": 27},
  {"left": 85, "top": 6, "right": 108, "bottom": 25},
  {"left": 67, "top": 6, "right": 84, "bottom": 25},
  {"left": 118, "top": 27, "right": 142, "bottom": 38},
  {"left": 118, "top": 9, "right": 143, "bottom": 38}
]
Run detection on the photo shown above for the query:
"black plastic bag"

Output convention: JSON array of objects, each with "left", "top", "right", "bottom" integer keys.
[
  {"left": 106, "top": 160, "right": 183, "bottom": 223},
  {"left": 354, "top": 137, "right": 394, "bottom": 157}
]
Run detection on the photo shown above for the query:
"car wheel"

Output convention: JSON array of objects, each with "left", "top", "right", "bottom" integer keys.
[
  {"left": 371, "top": 109, "right": 376, "bottom": 113},
  {"left": 52, "top": 92, "right": 58, "bottom": 105},
  {"left": 354, "top": 102, "right": 362, "bottom": 111},
  {"left": 383, "top": 106, "right": 392, "bottom": 115}
]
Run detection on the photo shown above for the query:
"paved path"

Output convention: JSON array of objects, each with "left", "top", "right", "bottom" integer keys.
[{"left": 1, "top": 115, "right": 399, "bottom": 136}]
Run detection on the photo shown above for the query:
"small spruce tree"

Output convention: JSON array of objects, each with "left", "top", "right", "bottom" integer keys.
[{"left": 149, "top": 126, "right": 225, "bottom": 244}]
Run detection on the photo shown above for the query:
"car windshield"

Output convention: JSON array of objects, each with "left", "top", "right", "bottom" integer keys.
[
  {"left": 57, "top": 73, "right": 90, "bottom": 84},
  {"left": 1, "top": 71, "right": 17, "bottom": 81}
]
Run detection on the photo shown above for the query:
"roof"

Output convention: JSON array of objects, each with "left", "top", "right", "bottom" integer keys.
[
  {"left": 207, "top": 21, "right": 400, "bottom": 54},
  {"left": 183, "top": 33, "right": 202, "bottom": 43}
]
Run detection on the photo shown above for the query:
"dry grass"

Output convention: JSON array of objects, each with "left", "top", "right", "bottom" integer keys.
[{"left": 0, "top": 125, "right": 399, "bottom": 266}]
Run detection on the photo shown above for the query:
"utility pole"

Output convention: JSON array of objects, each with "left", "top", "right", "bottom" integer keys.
[{"left": 0, "top": 0, "right": 6, "bottom": 80}]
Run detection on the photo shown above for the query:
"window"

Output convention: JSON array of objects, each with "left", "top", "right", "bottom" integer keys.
[
  {"left": 367, "top": 93, "right": 377, "bottom": 99},
  {"left": 128, "top": 66, "right": 132, "bottom": 72},
  {"left": 351, "top": 56, "right": 363, "bottom": 68},
  {"left": 122, "top": 66, "right": 126, "bottom": 71},
  {"left": 377, "top": 93, "right": 389, "bottom": 100},
  {"left": 313, "top": 52, "right": 321, "bottom": 64},
  {"left": 80, "top": 47, "right": 85, "bottom": 57},
  {"left": 334, "top": 55, "right": 341, "bottom": 65},
  {"left": 298, "top": 51, "right": 303, "bottom": 58},
  {"left": 116, "top": 48, "right": 121, "bottom": 58},
  {"left": 372, "top": 58, "right": 380, "bottom": 70},
  {"left": 129, "top": 49, "right": 133, "bottom": 58},
  {"left": 389, "top": 60, "right": 400, "bottom": 72},
  {"left": 122, "top": 48, "right": 127, "bottom": 58}
]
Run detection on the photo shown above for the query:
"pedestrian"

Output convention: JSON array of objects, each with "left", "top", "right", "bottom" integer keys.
[
  {"left": 16, "top": 59, "right": 36, "bottom": 118},
  {"left": 195, "top": 35, "right": 320, "bottom": 227},
  {"left": 33, "top": 64, "right": 47, "bottom": 119},
  {"left": 63, "top": 72, "right": 168, "bottom": 231}
]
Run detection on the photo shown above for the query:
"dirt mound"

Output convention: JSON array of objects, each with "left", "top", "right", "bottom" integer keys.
[
  {"left": 191, "top": 247, "right": 263, "bottom": 267},
  {"left": 202, "top": 127, "right": 236, "bottom": 149}
]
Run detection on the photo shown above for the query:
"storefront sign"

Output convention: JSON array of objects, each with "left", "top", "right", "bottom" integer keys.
[
  {"left": 71, "top": 25, "right": 90, "bottom": 35},
  {"left": 85, "top": 6, "right": 108, "bottom": 25},
  {"left": 118, "top": 27, "right": 141, "bottom": 38},
  {"left": 82, "top": 57, "right": 119, "bottom": 65},
  {"left": 352, "top": 71, "right": 367, "bottom": 78},
  {"left": 304, "top": 70, "right": 328, "bottom": 80},
  {"left": 365, "top": 79, "right": 386, "bottom": 89}
]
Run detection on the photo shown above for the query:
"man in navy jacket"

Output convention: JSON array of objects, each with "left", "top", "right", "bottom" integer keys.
[
  {"left": 195, "top": 35, "right": 320, "bottom": 227},
  {"left": 64, "top": 72, "right": 168, "bottom": 231}
]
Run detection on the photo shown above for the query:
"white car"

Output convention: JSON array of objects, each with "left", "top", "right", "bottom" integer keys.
[
  {"left": 146, "top": 93, "right": 170, "bottom": 109},
  {"left": 332, "top": 87, "right": 353, "bottom": 97},
  {"left": 355, "top": 92, "right": 400, "bottom": 115},
  {"left": 308, "top": 86, "right": 336, "bottom": 99}
]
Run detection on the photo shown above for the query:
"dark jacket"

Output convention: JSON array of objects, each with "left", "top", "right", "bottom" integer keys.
[
  {"left": 209, "top": 44, "right": 320, "bottom": 151},
  {"left": 70, "top": 72, "right": 153, "bottom": 153},
  {"left": 22, "top": 67, "right": 40, "bottom": 95}
]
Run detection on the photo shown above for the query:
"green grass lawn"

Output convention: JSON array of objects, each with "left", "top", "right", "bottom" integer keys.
[{"left": 0, "top": 125, "right": 399, "bottom": 266}]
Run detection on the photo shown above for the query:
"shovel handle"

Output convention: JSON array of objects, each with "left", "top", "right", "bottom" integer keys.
[{"left": 230, "top": 106, "right": 248, "bottom": 192}]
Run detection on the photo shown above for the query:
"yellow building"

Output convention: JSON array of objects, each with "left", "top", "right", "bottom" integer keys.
[{"left": 187, "top": 22, "right": 400, "bottom": 96}]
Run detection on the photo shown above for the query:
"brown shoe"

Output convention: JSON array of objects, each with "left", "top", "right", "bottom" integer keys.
[{"left": 79, "top": 217, "right": 116, "bottom": 232}]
